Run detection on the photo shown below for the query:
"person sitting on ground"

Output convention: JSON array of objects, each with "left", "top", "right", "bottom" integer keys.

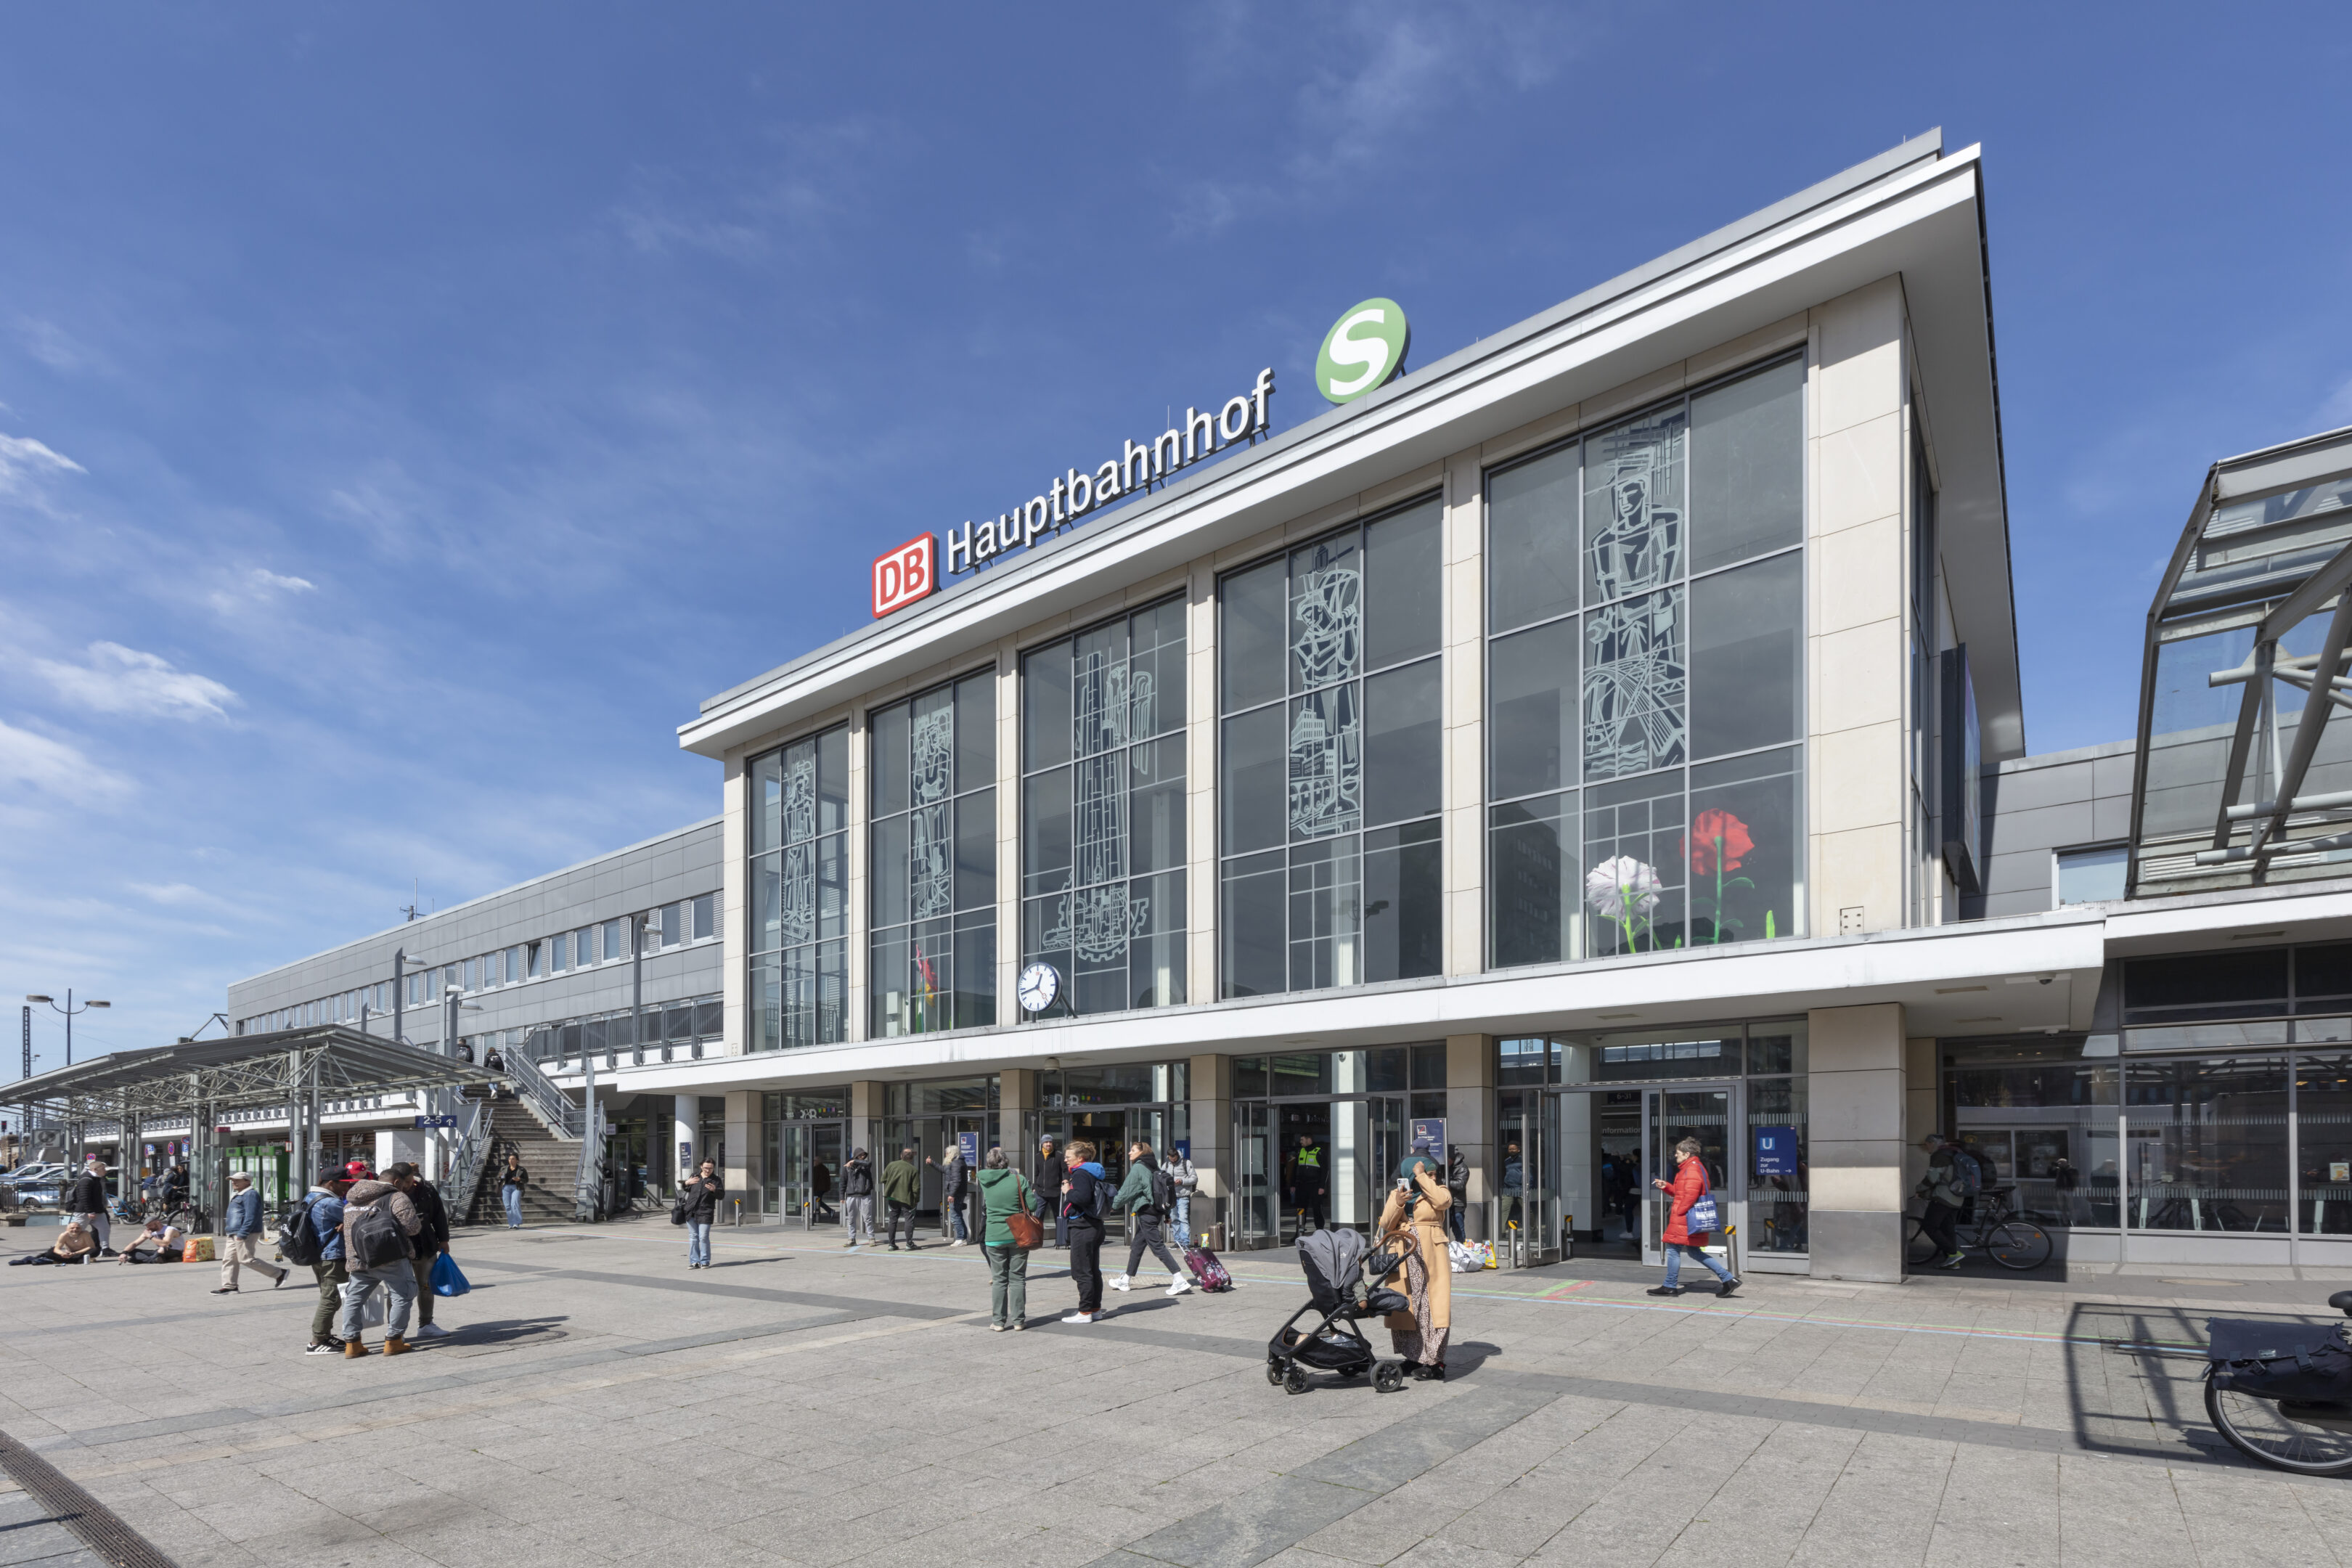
[
  {"left": 120, "top": 1215, "right": 187, "bottom": 1263},
  {"left": 1108, "top": 1140, "right": 1193, "bottom": 1299},
  {"left": 881, "top": 1147, "right": 923, "bottom": 1251},
  {"left": 9, "top": 1220, "right": 98, "bottom": 1265}
]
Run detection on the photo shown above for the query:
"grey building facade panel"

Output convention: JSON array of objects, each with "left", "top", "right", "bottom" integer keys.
[{"left": 1964, "top": 740, "right": 2133, "bottom": 919}]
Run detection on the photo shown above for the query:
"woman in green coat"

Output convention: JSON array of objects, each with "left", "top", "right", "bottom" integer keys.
[{"left": 975, "top": 1147, "right": 1037, "bottom": 1330}]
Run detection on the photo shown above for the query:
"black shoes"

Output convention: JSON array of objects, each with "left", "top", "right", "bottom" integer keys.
[
  {"left": 1646, "top": 1285, "right": 1683, "bottom": 1297},
  {"left": 1410, "top": 1363, "right": 1446, "bottom": 1381},
  {"left": 1717, "top": 1278, "right": 1741, "bottom": 1298},
  {"left": 211, "top": 1286, "right": 237, "bottom": 1294}
]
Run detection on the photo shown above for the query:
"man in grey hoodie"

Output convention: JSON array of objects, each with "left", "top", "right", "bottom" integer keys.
[{"left": 338, "top": 1169, "right": 422, "bottom": 1357}]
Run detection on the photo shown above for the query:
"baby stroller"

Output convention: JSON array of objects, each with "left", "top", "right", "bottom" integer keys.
[{"left": 1266, "top": 1228, "right": 1413, "bottom": 1395}]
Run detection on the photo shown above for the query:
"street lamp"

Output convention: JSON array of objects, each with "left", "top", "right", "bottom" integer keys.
[{"left": 25, "top": 991, "right": 110, "bottom": 1068}]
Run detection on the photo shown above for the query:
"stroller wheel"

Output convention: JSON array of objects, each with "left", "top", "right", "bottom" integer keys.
[
  {"left": 1265, "top": 1362, "right": 1286, "bottom": 1387},
  {"left": 1374, "top": 1363, "right": 1405, "bottom": 1393},
  {"left": 1283, "top": 1366, "right": 1310, "bottom": 1396}
]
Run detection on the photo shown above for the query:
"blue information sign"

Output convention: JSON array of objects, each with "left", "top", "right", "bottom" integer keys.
[
  {"left": 1409, "top": 1118, "right": 1447, "bottom": 1157},
  {"left": 1753, "top": 1126, "right": 1800, "bottom": 1176},
  {"left": 413, "top": 1114, "right": 457, "bottom": 1130},
  {"left": 957, "top": 1131, "right": 980, "bottom": 1169}
]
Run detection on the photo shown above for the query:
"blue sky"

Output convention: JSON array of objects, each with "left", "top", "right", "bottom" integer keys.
[{"left": 4, "top": 4, "right": 2348, "bottom": 1067}]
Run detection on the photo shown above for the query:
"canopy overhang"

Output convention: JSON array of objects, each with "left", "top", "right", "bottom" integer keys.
[{"left": 7, "top": 1026, "right": 502, "bottom": 1122}]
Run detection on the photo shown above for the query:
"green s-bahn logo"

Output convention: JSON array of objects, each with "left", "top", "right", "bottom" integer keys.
[{"left": 1315, "top": 298, "right": 1410, "bottom": 404}]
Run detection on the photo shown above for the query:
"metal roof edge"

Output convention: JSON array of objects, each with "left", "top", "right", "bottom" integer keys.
[{"left": 689, "top": 130, "right": 1951, "bottom": 730}]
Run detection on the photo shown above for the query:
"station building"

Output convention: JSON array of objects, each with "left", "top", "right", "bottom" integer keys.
[{"left": 229, "top": 131, "right": 2352, "bottom": 1281}]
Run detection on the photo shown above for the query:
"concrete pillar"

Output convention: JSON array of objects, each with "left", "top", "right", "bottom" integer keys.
[
  {"left": 672, "top": 1095, "right": 698, "bottom": 1185},
  {"left": 1904, "top": 1034, "right": 1939, "bottom": 1195},
  {"left": 1808, "top": 1002, "right": 1907, "bottom": 1281},
  {"left": 725, "top": 1089, "right": 758, "bottom": 1222},
  {"left": 848, "top": 1081, "right": 883, "bottom": 1164},
  {"left": 1190, "top": 1053, "right": 1231, "bottom": 1238},
  {"left": 1000, "top": 1069, "right": 1037, "bottom": 1167},
  {"left": 1186, "top": 559, "right": 1219, "bottom": 1004},
  {"left": 1445, "top": 1034, "right": 1494, "bottom": 1241},
  {"left": 1441, "top": 453, "right": 1487, "bottom": 976}
]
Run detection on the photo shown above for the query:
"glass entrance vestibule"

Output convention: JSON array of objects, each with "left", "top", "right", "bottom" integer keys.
[
  {"left": 1034, "top": 1063, "right": 1190, "bottom": 1241},
  {"left": 1499, "top": 1021, "right": 1810, "bottom": 1270},
  {"left": 1229, "top": 1044, "right": 1449, "bottom": 1249},
  {"left": 762, "top": 1087, "right": 850, "bottom": 1222}
]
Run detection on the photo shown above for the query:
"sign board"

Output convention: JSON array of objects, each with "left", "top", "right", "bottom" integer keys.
[
  {"left": 957, "top": 1131, "right": 980, "bottom": 1169},
  {"left": 1409, "top": 1117, "right": 1447, "bottom": 1157},
  {"left": 1754, "top": 1126, "right": 1800, "bottom": 1176},
  {"left": 1173, "top": 1140, "right": 1190, "bottom": 1160},
  {"left": 871, "top": 533, "right": 936, "bottom": 618},
  {"left": 678, "top": 1140, "right": 695, "bottom": 1172},
  {"left": 413, "top": 1114, "right": 457, "bottom": 1130},
  {"left": 1316, "top": 298, "right": 1409, "bottom": 404},
  {"left": 2334, "top": 1161, "right": 2351, "bottom": 1184}
]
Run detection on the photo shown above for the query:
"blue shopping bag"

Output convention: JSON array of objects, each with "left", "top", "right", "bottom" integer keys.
[
  {"left": 1683, "top": 1193, "right": 1720, "bottom": 1236},
  {"left": 430, "top": 1251, "right": 471, "bottom": 1297}
]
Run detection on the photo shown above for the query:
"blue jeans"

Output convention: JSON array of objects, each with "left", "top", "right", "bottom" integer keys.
[
  {"left": 1172, "top": 1194, "right": 1191, "bottom": 1248},
  {"left": 1663, "top": 1242, "right": 1735, "bottom": 1289},
  {"left": 502, "top": 1185, "right": 523, "bottom": 1227},
  {"left": 687, "top": 1221, "right": 711, "bottom": 1267}
]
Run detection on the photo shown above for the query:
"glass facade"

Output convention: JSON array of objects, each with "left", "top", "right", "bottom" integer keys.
[
  {"left": 870, "top": 671, "right": 997, "bottom": 1036},
  {"left": 1487, "top": 356, "right": 1805, "bottom": 965},
  {"left": 748, "top": 725, "right": 849, "bottom": 1050},
  {"left": 1229, "top": 1045, "right": 1449, "bottom": 1246},
  {"left": 1020, "top": 598, "right": 1187, "bottom": 1018},
  {"left": 1219, "top": 497, "right": 1444, "bottom": 999}
]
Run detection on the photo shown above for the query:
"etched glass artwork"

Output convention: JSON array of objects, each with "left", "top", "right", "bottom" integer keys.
[
  {"left": 1583, "top": 587, "right": 1687, "bottom": 780},
  {"left": 748, "top": 725, "right": 848, "bottom": 1050},
  {"left": 870, "top": 672, "right": 997, "bottom": 1037}
]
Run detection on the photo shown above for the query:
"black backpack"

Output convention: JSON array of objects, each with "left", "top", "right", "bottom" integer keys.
[
  {"left": 348, "top": 1199, "right": 410, "bottom": 1268},
  {"left": 276, "top": 1194, "right": 323, "bottom": 1267},
  {"left": 1148, "top": 1164, "right": 1177, "bottom": 1216}
]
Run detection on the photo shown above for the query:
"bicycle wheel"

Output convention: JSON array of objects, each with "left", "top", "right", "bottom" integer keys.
[
  {"left": 2205, "top": 1377, "right": 2352, "bottom": 1476},
  {"left": 1983, "top": 1221, "right": 2051, "bottom": 1270},
  {"left": 1903, "top": 1215, "right": 1937, "bottom": 1266}
]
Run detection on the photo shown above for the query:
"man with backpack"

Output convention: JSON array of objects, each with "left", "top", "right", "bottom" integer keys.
[
  {"left": 1058, "top": 1139, "right": 1109, "bottom": 1324},
  {"left": 291, "top": 1167, "right": 351, "bottom": 1355},
  {"left": 1108, "top": 1140, "right": 1193, "bottom": 1299},
  {"left": 337, "top": 1166, "right": 422, "bottom": 1357},
  {"left": 881, "top": 1147, "right": 923, "bottom": 1251},
  {"left": 1916, "top": 1135, "right": 1967, "bottom": 1270},
  {"left": 386, "top": 1164, "right": 452, "bottom": 1338},
  {"left": 211, "top": 1172, "right": 287, "bottom": 1294}
]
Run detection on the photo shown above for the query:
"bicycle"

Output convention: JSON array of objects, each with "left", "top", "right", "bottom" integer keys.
[
  {"left": 2205, "top": 1291, "right": 2352, "bottom": 1476},
  {"left": 1903, "top": 1185, "right": 2053, "bottom": 1271}
]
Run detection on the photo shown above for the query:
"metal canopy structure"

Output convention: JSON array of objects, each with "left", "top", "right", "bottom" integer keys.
[
  {"left": 9, "top": 1026, "right": 499, "bottom": 1121},
  {"left": 2128, "top": 425, "right": 2352, "bottom": 897}
]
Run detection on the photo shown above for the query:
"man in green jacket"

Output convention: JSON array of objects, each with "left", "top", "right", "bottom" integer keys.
[
  {"left": 881, "top": 1147, "right": 923, "bottom": 1251},
  {"left": 1108, "top": 1140, "right": 1193, "bottom": 1299}
]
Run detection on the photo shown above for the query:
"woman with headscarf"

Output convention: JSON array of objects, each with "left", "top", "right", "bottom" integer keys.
[{"left": 1376, "top": 1148, "right": 1453, "bottom": 1381}]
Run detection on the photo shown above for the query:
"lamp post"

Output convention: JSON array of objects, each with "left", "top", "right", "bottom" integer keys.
[{"left": 25, "top": 991, "right": 110, "bottom": 1169}]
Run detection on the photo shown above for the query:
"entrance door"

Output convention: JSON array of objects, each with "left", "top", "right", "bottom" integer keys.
[{"left": 1643, "top": 1085, "right": 1736, "bottom": 1266}]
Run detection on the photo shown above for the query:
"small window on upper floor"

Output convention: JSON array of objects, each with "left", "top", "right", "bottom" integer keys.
[
  {"left": 661, "top": 902, "right": 682, "bottom": 947},
  {"left": 692, "top": 893, "right": 715, "bottom": 942},
  {"left": 2055, "top": 843, "right": 2129, "bottom": 906}
]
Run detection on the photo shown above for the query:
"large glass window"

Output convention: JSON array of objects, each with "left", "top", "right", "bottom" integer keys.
[
  {"left": 1021, "top": 600, "right": 1185, "bottom": 1018},
  {"left": 747, "top": 725, "right": 849, "bottom": 1050},
  {"left": 870, "top": 671, "right": 997, "bottom": 1036},
  {"left": 1219, "top": 497, "right": 1442, "bottom": 999},
  {"left": 1487, "top": 356, "right": 1805, "bottom": 965},
  {"left": 2124, "top": 1054, "right": 2290, "bottom": 1233}
]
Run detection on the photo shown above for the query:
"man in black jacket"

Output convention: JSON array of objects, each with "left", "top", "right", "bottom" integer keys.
[
  {"left": 386, "top": 1164, "right": 452, "bottom": 1339},
  {"left": 64, "top": 1157, "right": 115, "bottom": 1257},
  {"left": 839, "top": 1148, "right": 875, "bottom": 1248},
  {"left": 1446, "top": 1146, "right": 1470, "bottom": 1245}
]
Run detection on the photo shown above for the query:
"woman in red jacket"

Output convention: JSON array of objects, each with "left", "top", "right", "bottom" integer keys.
[{"left": 1649, "top": 1136, "right": 1741, "bottom": 1298}]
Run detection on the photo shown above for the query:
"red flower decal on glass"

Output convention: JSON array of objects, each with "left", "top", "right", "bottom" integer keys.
[{"left": 1686, "top": 809, "right": 1753, "bottom": 876}]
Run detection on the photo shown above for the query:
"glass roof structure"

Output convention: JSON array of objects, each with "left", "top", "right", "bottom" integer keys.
[{"left": 2129, "top": 425, "right": 2352, "bottom": 896}]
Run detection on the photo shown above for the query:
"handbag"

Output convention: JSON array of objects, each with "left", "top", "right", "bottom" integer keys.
[
  {"left": 430, "top": 1251, "right": 471, "bottom": 1297},
  {"left": 1005, "top": 1176, "right": 1042, "bottom": 1251},
  {"left": 669, "top": 1191, "right": 690, "bottom": 1227},
  {"left": 1683, "top": 1170, "right": 1720, "bottom": 1237}
]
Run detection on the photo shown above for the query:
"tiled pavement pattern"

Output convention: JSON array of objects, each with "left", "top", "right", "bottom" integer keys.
[{"left": 4, "top": 1220, "right": 2351, "bottom": 1568}]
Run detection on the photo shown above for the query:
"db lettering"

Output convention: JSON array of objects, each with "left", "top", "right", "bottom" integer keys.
[{"left": 872, "top": 534, "right": 936, "bottom": 619}]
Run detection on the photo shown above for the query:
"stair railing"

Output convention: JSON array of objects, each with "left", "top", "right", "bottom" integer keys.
[
  {"left": 505, "top": 1047, "right": 584, "bottom": 1140},
  {"left": 443, "top": 1103, "right": 494, "bottom": 1225}
]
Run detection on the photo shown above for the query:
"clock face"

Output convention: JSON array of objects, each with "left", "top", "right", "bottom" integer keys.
[{"left": 1017, "top": 961, "right": 1061, "bottom": 1014}]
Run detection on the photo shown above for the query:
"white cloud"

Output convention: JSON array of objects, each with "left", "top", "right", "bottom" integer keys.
[
  {"left": 0, "top": 431, "right": 85, "bottom": 497},
  {"left": 0, "top": 716, "right": 130, "bottom": 799},
  {"left": 12, "top": 317, "right": 100, "bottom": 374},
  {"left": 205, "top": 565, "right": 317, "bottom": 614},
  {"left": 131, "top": 881, "right": 237, "bottom": 912},
  {"left": 250, "top": 568, "right": 315, "bottom": 595},
  {"left": 34, "top": 641, "right": 239, "bottom": 722}
]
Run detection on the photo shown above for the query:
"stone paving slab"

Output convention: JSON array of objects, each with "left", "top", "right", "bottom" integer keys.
[{"left": 6, "top": 1218, "right": 2351, "bottom": 1568}]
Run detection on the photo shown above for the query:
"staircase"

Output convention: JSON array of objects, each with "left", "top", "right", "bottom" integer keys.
[{"left": 455, "top": 1100, "right": 581, "bottom": 1226}]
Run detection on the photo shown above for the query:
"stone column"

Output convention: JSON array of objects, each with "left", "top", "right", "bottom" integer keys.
[
  {"left": 1808, "top": 1002, "right": 1907, "bottom": 1281},
  {"left": 1904, "top": 1034, "right": 1939, "bottom": 1194},
  {"left": 673, "top": 1095, "right": 698, "bottom": 1185},
  {"left": 1445, "top": 1034, "right": 1494, "bottom": 1241},
  {"left": 1000, "top": 1068, "right": 1037, "bottom": 1172},
  {"left": 1186, "top": 557, "right": 1219, "bottom": 1005},
  {"left": 1190, "top": 1053, "right": 1231, "bottom": 1245},
  {"left": 725, "top": 1089, "right": 758, "bottom": 1222},
  {"left": 1441, "top": 452, "right": 1487, "bottom": 976},
  {"left": 848, "top": 1081, "right": 884, "bottom": 1165}
]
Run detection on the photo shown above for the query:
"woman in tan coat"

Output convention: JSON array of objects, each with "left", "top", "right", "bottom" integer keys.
[{"left": 1376, "top": 1152, "right": 1452, "bottom": 1380}]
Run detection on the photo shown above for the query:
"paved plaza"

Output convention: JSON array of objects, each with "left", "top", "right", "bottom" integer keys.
[{"left": 4, "top": 1219, "right": 2352, "bottom": 1568}]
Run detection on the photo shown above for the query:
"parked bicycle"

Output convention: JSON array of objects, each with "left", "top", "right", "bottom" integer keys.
[
  {"left": 1903, "top": 1185, "right": 2053, "bottom": 1271},
  {"left": 2205, "top": 1291, "right": 2352, "bottom": 1476}
]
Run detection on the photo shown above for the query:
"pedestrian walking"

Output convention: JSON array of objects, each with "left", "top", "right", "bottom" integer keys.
[
  {"left": 299, "top": 1168, "right": 351, "bottom": 1355},
  {"left": 499, "top": 1151, "right": 528, "bottom": 1228},
  {"left": 386, "top": 1164, "right": 451, "bottom": 1336},
  {"left": 64, "top": 1156, "right": 114, "bottom": 1257},
  {"left": 679, "top": 1159, "right": 722, "bottom": 1267},
  {"left": 7, "top": 1220, "right": 97, "bottom": 1265},
  {"left": 1648, "top": 1136, "right": 1741, "bottom": 1297},
  {"left": 212, "top": 1172, "right": 287, "bottom": 1294},
  {"left": 840, "top": 1148, "right": 875, "bottom": 1247},
  {"left": 975, "top": 1146, "right": 1035, "bottom": 1330},
  {"left": 1059, "top": 1139, "right": 1108, "bottom": 1323},
  {"left": 1164, "top": 1145, "right": 1198, "bottom": 1248},
  {"left": 338, "top": 1167, "right": 422, "bottom": 1357},
  {"left": 1108, "top": 1140, "right": 1192, "bottom": 1298},
  {"left": 1037, "top": 1138, "right": 1068, "bottom": 1248},
  {"left": 1914, "top": 1134, "right": 1967, "bottom": 1271},
  {"left": 1445, "top": 1145, "right": 1470, "bottom": 1245},
  {"left": 1378, "top": 1152, "right": 1455, "bottom": 1379},
  {"left": 881, "top": 1147, "right": 922, "bottom": 1250},
  {"left": 931, "top": 1139, "right": 970, "bottom": 1245}
]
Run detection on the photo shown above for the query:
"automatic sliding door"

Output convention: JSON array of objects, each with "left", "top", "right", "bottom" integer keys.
[{"left": 1643, "top": 1085, "right": 1734, "bottom": 1265}]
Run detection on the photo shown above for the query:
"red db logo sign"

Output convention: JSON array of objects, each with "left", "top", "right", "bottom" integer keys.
[{"left": 872, "top": 534, "right": 936, "bottom": 619}]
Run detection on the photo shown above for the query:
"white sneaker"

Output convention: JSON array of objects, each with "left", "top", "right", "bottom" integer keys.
[
  {"left": 415, "top": 1323, "right": 450, "bottom": 1339},
  {"left": 1062, "top": 1311, "right": 1095, "bottom": 1324},
  {"left": 1108, "top": 1275, "right": 1131, "bottom": 1291},
  {"left": 1167, "top": 1276, "right": 1192, "bottom": 1296}
]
